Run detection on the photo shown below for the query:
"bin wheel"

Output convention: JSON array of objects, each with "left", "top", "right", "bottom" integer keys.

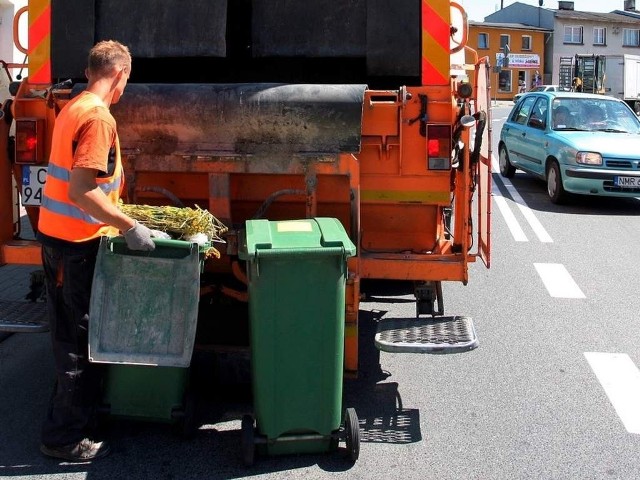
[
  {"left": 180, "top": 390, "right": 198, "bottom": 439},
  {"left": 344, "top": 407, "right": 360, "bottom": 462},
  {"left": 171, "top": 389, "right": 198, "bottom": 438},
  {"left": 241, "top": 414, "right": 256, "bottom": 466}
]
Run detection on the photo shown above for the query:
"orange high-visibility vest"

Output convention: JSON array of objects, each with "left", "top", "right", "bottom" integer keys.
[{"left": 38, "top": 91, "right": 123, "bottom": 242}]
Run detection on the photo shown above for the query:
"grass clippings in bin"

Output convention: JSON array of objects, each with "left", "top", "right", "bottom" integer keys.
[{"left": 119, "top": 203, "right": 228, "bottom": 259}]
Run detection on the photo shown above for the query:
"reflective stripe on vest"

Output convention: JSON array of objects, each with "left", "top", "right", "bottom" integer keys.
[
  {"left": 45, "top": 162, "right": 122, "bottom": 195},
  {"left": 41, "top": 195, "right": 102, "bottom": 224}
]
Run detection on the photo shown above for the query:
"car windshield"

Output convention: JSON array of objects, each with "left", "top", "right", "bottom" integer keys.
[{"left": 551, "top": 97, "right": 640, "bottom": 133}]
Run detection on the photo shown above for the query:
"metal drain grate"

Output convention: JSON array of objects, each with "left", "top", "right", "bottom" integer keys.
[
  {"left": 375, "top": 315, "right": 477, "bottom": 354},
  {"left": 0, "top": 301, "right": 49, "bottom": 333}
]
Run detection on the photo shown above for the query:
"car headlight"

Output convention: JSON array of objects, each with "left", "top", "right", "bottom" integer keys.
[{"left": 576, "top": 152, "right": 602, "bottom": 165}]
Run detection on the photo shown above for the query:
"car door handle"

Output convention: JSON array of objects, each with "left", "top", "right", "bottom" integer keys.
[{"left": 521, "top": 132, "right": 526, "bottom": 137}]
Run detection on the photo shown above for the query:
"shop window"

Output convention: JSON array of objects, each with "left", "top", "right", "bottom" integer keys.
[{"left": 498, "top": 70, "right": 512, "bottom": 93}]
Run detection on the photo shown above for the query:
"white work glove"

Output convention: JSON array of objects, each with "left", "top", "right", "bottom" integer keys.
[{"left": 123, "top": 221, "right": 167, "bottom": 251}]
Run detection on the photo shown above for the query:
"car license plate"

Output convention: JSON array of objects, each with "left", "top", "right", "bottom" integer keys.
[
  {"left": 614, "top": 176, "right": 640, "bottom": 188},
  {"left": 21, "top": 166, "right": 47, "bottom": 206}
]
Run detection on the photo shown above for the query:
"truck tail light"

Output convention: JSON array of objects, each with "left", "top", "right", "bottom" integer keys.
[
  {"left": 15, "top": 119, "right": 45, "bottom": 164},
  {"left": 427, "top": 124, "right": 451, "bottom": 170}
]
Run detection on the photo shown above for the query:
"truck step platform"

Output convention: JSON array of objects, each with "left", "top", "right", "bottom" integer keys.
[
  {"left": 0, "top": 301, "right": 48, "bottom": 333},
  {"left": 374, "top": 315, "right": 477, "bottom": 354}
]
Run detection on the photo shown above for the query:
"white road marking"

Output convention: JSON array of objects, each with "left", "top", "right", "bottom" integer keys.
[
  {"left": 504, "top": 184, "right": 553, "bottom": 243},
  {"left": 585, "top": 352, "right": 640, "bottom": 435},
  {"left": 490, "top": 155, "right": 528, "bottom": 241},
  {"left": 491, "top": 156, "right": 500, "bottom": 174},
  {"left": 493, "top": 194, "right": 528, "bottom": 241},
  {"left": 534, "top": 263, "right": 585, "bottom": 298},
  {"left": 491, "top": 155, "right": 553, "bottom": 243}
]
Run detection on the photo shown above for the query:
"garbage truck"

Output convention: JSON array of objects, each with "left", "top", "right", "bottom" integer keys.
[{"left": 0, "top": 0, "right": 492, "bottom": 452}]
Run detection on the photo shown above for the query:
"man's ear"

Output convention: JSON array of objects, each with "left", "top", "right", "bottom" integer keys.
[
  {"left": 115, "top": 66, "right": 127, "bottom": 81},
  {"left": 84, "top": 68, "right": 89, "bottom": 80}
]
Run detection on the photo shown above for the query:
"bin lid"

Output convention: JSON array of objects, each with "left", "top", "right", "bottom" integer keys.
[{"left": 240, "top": 217, "right": 356, "bottom": 258}]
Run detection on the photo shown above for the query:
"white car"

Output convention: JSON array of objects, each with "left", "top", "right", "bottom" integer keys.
[{"left": 513, "top": 85, "right": 566, "bottom": 104}]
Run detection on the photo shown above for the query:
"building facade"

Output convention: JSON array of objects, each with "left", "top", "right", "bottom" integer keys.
[
  {"left": 485, "top": 1, "right": 640, "bottom": 90},
  {"left": 552, "top": 8, "right": 640, "bottom": 87},
  {"left": 468, "top": 22, "right": 549, "bottom": 101}
]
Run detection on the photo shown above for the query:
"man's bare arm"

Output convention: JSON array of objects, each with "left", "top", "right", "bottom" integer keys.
[{"left": 68, "top": 167, "right": 135, "bottom": 233}]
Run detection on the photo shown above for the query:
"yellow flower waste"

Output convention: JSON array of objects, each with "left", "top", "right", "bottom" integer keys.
[{"left": 119, "top": 202, "right": 228, "bottom": 259}]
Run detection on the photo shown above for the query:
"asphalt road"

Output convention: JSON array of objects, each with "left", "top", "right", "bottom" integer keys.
[{"left": 2, "top": 105, "right": 640, "bottom": 479}]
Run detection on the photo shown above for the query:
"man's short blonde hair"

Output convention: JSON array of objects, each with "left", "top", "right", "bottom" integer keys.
[{"left": 87, "top": 40, "right": 131, "bottom": 77}]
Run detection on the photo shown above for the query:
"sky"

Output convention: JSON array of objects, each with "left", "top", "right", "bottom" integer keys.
[{"left": 458, "top": 0, "right": 624, "bottom": 22}]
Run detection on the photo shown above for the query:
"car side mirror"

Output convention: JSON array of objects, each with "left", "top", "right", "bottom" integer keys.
[{"left": 529, "top": 117, "right": 546, "bottom": 129}]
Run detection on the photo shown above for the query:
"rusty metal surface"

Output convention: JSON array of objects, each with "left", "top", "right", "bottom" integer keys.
[{"left": 103, "top": 83, "right": 366, "bottom": 157}]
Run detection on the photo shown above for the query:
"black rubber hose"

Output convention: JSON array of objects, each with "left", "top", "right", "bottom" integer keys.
[
  {"left": 252, "top": 189, "right": 305, "bottom": 219},
  {"left": 471, "top": 110, "right": 487, "bottom": 165}
]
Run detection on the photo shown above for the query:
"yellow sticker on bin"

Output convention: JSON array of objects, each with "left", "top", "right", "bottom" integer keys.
[{"left": 276, "top": 221, "right": 313, "bottom": 233}]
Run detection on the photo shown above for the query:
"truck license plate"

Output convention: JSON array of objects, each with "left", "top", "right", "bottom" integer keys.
[
  {"left": 21, "top": 166, "right": 47, "bottom": 206},
  {"left": 614, "top": 176, "right": 640, "bottom": 188}
]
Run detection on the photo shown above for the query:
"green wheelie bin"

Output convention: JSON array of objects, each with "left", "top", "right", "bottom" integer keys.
[
  {"left": 88, "top": 237, "right": 202, "bottom": 433},
  {"left": 238, "top": 218, "right": 359, "bottom": 464}
]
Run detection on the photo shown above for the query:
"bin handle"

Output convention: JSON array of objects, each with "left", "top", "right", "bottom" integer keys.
[
  {"left": 107, "top": 236, "right": 200, "bottom": 255},
  {"left": 254, "top": 246, "right": 345, "bottom": 258},
  {"left": 251, "top": 246, "right": 348, "bottom": 278}
]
